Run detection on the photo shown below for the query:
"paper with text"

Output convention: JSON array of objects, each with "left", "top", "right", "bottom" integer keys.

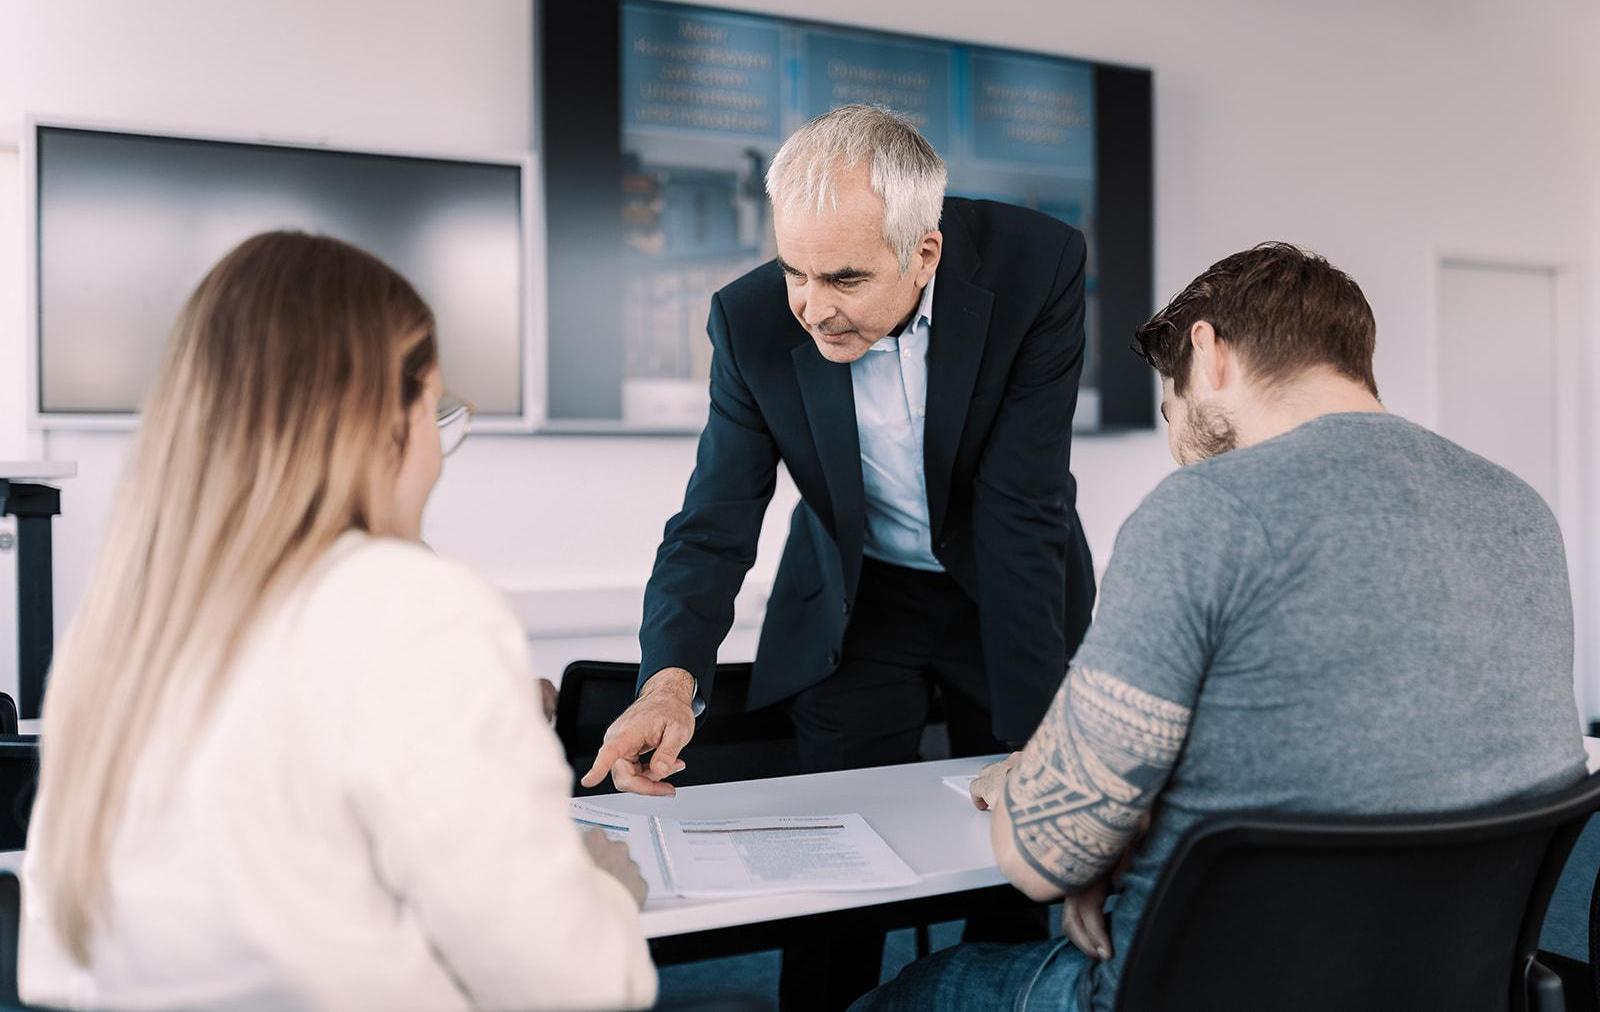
[
  {"left": 570, "top": 800, "right": 672, "bottom": 900},
  {"left": 570, "top": 802, "right": 919, "bottom": 899},
  {"left": 656, "top": 814, "right": 919, "bottom": 897}
]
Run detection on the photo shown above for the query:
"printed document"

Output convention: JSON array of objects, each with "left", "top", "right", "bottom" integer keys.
[
  {"left": 570, "top": 800, "right": 673, "bottom": 899},
  {"left": 571, "top": 801, "right": 918, "bottom": 898}
]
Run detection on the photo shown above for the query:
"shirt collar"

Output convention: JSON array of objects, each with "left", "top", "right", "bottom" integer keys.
[
  {"left": 864, "top": 277, "right": 938, "bottom": 355},
  {"left": 874, "top": 276, "right": 936, "bottom": 349},
  {"left": 911, "top": 274, "right": 936, "bottom": 331}
]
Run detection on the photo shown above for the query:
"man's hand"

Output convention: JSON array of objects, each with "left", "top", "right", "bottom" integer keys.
[
  {"left": 969, "top": 752, "right": 1022, "bottom": 811},
  {"left": 1062, "top": 812, "right": 1151, "bottom": 962},
  {"left": 1061, "top": 877, "right": 1112, "bottom": 961},
  {"left": 581, "top": 828, "right": 648, "bottom": 908},
  {"left": 579, "top": 667, "right": 697, "bottom": 796},
  {"left": 539, "top": 678, "right": 559, "bottom": 724},
  {"left": 976, "top": 749, "right": 1112, "bottom": 954}
]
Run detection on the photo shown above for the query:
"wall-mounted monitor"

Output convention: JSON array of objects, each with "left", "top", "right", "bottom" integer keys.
[
  {"left": 541, "top": 0, "right": 1154, "bottom": 433},
  {"left": 27, "top": 122, "right": 539, "bottom": 430}
]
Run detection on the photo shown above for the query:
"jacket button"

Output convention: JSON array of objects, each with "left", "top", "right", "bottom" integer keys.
[
  {"left": 828, "top": 649, "right": 840, "bottom": 667},
  {"left": 842, "top": 598, "right": 850, "bottom": 617}
]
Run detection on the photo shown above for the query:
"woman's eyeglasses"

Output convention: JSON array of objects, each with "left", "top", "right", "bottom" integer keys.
[{"left": 435, "top": 394, "right": 474, "bottom": 457}]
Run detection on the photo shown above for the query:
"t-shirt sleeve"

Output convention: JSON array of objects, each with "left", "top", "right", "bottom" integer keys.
[{"left": 1071, "top": 468, "right": 1274, "bottom": 709}]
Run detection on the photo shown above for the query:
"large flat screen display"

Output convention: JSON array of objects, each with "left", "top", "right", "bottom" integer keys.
[
  {"left": 32, "top": 125, "right": 529, "bottom": 424},
  {"left": 543, "top": 0, "right": 1153, "bottom": 432}
]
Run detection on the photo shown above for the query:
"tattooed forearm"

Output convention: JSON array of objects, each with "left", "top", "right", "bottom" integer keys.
[{"left": 1005, "top": 666, "right": 1191, "bottom": 892}]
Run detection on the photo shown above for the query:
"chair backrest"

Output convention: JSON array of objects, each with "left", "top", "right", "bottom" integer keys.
[
  {"left": 1115, "top": 770, "right": 1600, "bottom": 1012},
  {"left": 0, "top": 871, "right": 18, "bottom": 1006},
  {"left": 0, "top": 740, "right": 39, "bottom": 854},
  {"left": 556, "top": 661, "right": 798, "bottom": 796},
  {"left": 1587, "top": 851, "right": 1600, "bottom": 1004}
]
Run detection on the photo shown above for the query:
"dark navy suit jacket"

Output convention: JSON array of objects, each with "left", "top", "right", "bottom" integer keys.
[{"left": 638, "top": 197, "right": 1096, "bottom": 741}]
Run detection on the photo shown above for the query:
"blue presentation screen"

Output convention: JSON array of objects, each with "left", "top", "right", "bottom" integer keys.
[{"left": 543, "top": 1, "right": 1151, "bottom": 431}]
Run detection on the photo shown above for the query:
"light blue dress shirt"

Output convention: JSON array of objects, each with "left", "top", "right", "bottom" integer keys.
[
  {"left": 851, "top": 276, "right": 943, "bottom": 572},
  {"left": 684, "top": 278, "right": 939, "bottom": 711}
]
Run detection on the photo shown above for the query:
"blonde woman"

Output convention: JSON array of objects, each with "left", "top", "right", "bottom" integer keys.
[{"left": 19, "top": 232, "right": 657, "bottom": 1010}]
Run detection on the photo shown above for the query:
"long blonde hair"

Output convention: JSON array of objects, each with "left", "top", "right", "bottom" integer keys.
[{"left": 33, "top": 231, "right": 437, "bottom": 963}]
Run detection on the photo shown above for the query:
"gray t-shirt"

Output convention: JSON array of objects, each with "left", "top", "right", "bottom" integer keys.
[{"left": 1077, "top": 412, "right": 1586, "bottom": 1011}]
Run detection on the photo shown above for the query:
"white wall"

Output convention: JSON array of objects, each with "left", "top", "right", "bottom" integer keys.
[
  {"left": 0, "top": 0, "right": 25, "bottom": 460},
  {"left": 3, "top": 1, "right": 1598, "bottom": 707}
]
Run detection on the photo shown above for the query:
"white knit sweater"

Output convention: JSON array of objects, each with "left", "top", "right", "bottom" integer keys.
[{"left": 20, "top": 533, "right": 656, "bottom": 1010}]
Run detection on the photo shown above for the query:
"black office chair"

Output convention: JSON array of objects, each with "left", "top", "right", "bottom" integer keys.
[
  {"left": 0, "top": 737, "right": 39, "bottom": 855},
  {"left": 1537, "top": 919, "right": 1599, "bottom": 1012},
  {"left": 0, "top": 871, "right": 18, "bottom": 1006},
  {"left": 1113, "top": 770, "right": 1600, "bottom": 1012},
  {"left": 557, "top": 661, "right": 800, "bottom": 796},
  {"left": 1536, "top": 825, "right": 1600, "bottom": 1012}
]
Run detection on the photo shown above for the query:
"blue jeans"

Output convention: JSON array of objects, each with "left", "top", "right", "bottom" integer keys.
[{"left": 848, "top": 938, "right": 1090, "bottom": 1012}]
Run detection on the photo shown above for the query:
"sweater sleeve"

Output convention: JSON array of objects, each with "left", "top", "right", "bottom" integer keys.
[{"left": 342, "top": 556, "right": 657, "bottom": 1011}]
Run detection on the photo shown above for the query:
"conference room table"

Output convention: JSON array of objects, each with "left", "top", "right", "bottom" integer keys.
[
  {"left": 602, "top": 753, "right": 1009, "bottom": 964},
  {"left": 613, "top": 738, "right": 1600, "bottom": 964},
  {"left": 0, "top": 740, "right": 1595, "bottom": 965}
]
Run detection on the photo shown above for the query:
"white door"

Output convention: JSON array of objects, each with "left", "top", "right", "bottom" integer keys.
[
  {"left": 1434, "top": 259, "right": 1592, "bottom": 721},
  {"left": 1435, "top": 261, "right": 1560, "bottom": 509}
]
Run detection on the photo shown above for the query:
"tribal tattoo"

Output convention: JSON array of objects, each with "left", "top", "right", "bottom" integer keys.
[{"left": 1005, "top": 666, "right": 1192, "bottom": 892}]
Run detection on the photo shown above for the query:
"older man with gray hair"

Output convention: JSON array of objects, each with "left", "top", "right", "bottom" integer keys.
[{"left": 584, "top": 104, "right": 1097, "bottom": 1008}]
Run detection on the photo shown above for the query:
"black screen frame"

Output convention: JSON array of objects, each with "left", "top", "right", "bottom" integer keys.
[
  {"left": 541, "top": 0, "right": 1155, "bottom": 432},
  {"left": 31, "top": 122, "right": 532, "bottom": 425}
]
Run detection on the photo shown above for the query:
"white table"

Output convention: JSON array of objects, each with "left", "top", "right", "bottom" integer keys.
[
  {"left": 0, "top": 740, "right": 1595, "bottom": 954},
  {"left": 606, "top": 738, "right": 1600, "bottom": 956},
  {"left": 592, "top": 754, "right": 1005, "bottom": 941}
]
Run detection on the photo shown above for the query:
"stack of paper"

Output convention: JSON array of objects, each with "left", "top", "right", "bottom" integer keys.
[
  {"left": 942, "top": 774, "right": 978, "bottom": 799},
  {"left": 571, "top": 801, "right": 919, "bottom": 899}
]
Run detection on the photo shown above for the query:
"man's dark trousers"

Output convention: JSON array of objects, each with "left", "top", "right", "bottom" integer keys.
[{"left": 776, "top": 557, "right": 1050, "bottom": 1011}]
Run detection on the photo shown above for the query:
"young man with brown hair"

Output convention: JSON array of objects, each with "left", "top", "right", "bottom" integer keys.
[{"left": 856, "top": 242, "right": 1586, "bottom": 1012}]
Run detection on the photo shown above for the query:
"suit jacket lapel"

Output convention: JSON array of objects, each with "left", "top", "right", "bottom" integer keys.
[
  {"left": 792, "top": 341, "right": 866, "bottom": 593},
  {"left": 924, "top": 213, "right": 993, "bottom": 543}
]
